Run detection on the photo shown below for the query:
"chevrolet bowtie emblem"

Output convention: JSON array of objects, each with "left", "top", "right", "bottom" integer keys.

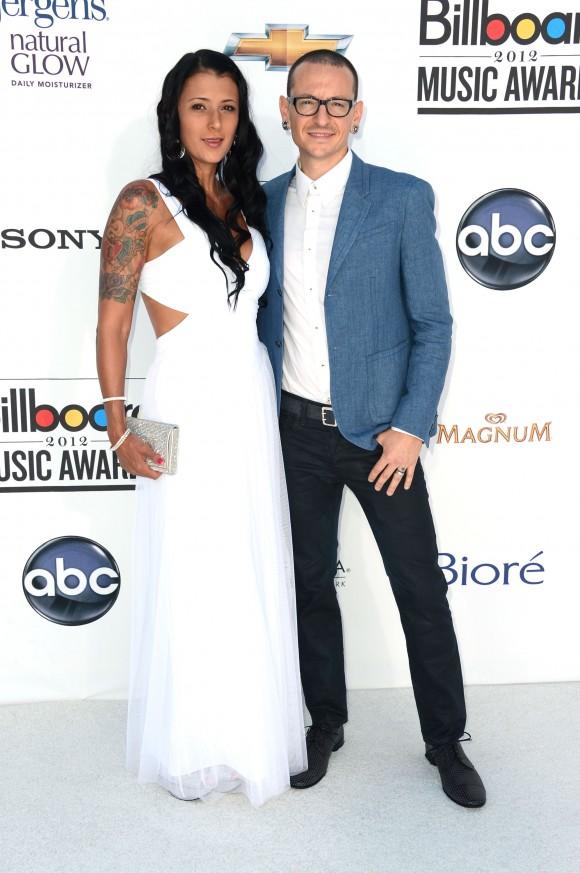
[{"left": 224, "top": 24, "right": 353, "bottom": 71}]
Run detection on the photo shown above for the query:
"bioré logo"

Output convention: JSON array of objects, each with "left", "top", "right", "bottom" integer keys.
[{"left": 439, "top": 550, "right": 544, "bottom": 585}]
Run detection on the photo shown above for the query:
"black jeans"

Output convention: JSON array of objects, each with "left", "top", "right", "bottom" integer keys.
[{"left": 280, "top": 398, "right": 466, "bottom": 747}]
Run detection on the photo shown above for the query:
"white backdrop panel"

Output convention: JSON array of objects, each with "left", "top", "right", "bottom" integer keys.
[{"left": 1, "top": 0, "right": 578, "bottom": 702}]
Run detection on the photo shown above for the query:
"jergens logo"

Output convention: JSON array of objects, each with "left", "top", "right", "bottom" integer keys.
[
  {"left": 0, "top": 0, "right": 107, "bottom": 28},
  {"left": 437, "top": 412, "right": 552, "bottom": 444}
]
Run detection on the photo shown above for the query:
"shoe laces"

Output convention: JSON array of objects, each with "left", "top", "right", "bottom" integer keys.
[
  {"left": 428, "top": 731, "right": 472, "bottom": 757},
  {"left": 305, "top": 724, "right": 337, "bottom": 753}
]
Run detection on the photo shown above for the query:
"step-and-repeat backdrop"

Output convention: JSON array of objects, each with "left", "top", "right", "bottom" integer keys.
[{"left": 1, "top": 1, "right": 578, "bottom": 703}]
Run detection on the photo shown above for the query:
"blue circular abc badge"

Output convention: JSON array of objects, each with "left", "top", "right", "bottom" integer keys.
[
  {"left": 23, "top": 536, "right": 120, "bottom": 626},
  {"left": 456, "top": 189, "right": 555, "bottom": 290}
]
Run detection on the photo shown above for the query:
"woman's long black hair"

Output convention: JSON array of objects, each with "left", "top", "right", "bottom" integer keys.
[{"left": 152, "top": 50, "right": 268, "bottom": 307}]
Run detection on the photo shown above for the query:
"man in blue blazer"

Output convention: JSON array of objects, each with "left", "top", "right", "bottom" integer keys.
[{"left": 258, "top": 50, "right": 485, "bottom": 807}]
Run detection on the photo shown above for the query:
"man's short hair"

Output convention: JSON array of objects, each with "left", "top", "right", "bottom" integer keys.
[{"left": 286, "top": 50, "right": 359, "bottom": 100}]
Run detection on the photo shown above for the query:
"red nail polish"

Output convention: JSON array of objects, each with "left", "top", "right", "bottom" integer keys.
[{"left": 156, "top": 456, "right": 164, "bottom": 464}]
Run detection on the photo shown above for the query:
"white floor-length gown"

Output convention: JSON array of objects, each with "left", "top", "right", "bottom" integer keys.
[{"left": 126, "top": 179, "right": 306, "bottom": 806}]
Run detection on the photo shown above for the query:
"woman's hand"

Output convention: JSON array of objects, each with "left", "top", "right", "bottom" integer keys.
[{"left": 113, "top": 433, "right": 163, "bottom": 480}]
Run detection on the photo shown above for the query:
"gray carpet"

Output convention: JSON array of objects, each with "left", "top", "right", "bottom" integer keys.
[{"left": 1, "top": 684, "right": 579, "bottom": 873}]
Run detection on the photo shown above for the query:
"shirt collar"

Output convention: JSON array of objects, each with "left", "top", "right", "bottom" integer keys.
[{"left": 294, "top": 149, "right": 353, "bottom": 208}]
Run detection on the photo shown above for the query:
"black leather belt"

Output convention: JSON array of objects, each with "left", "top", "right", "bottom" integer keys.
[{"left": 280, "top": 391, "right": 337, "bottom": 427}]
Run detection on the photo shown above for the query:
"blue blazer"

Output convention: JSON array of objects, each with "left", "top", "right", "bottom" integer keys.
[{"left": 257, "top": 151, "right": 452, "bottom": 448}]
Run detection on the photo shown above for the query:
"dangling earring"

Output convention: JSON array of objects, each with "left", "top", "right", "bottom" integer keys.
[
  {"left": 282, "top": 120, "right": 289, "bottom": 130},
  {"left": 351, "top": 125, "right": 359, "bottom": 134},
  {"left": 167, "top": 140, "right": 185, "bottom": 160},
  {"left": 224, "top": 134, "right": 238, "bottom": 164}
]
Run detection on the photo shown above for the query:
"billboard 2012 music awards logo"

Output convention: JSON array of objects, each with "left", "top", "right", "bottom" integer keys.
[
  {"left": 418, "top": 1, "right": 580, "bottom": 113},
  {"left": 0, "top": 0, "right": 109, "bottom": 90},
  {"left": 0, "top": 379, "right": 141, "bottom": 492},
  {"left": 456, "top": 189, "right": 556, "bottom": 290},
  {"left": 23, "top": 535, "right": 120, "bottom": 625}
]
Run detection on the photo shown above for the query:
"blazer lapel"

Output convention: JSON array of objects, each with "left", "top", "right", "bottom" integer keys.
[
  {"left": 269, "top": 168, "right": 295, "bottom": 289},
  {"left": 326, "top": 152, "right": 370, "bottom": 291}
]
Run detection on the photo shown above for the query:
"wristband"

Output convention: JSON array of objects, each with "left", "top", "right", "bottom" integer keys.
[{"left": 110, "top": 428, "right": 131, "bottom": 452}]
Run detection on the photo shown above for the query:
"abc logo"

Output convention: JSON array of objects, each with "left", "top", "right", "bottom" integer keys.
[
  {"left": 23, "top": 536, "right": 120, "bottom": 626},
  {"left": 456, "top": 189, "right": 555, "bottom": 290}
]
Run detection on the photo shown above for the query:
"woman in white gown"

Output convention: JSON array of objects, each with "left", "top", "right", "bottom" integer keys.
[{"left": 96, "top": 50, "right": 306, "bottom": 806}]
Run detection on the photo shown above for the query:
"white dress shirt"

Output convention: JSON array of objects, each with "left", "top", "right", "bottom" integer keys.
[{"left": 281, "top": 150, "right": 352, "bottom": 405}]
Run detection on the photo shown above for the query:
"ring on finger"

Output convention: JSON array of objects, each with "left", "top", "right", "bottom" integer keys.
[{"left": 395, "top": 466, "right": 406, "bottom": 476}]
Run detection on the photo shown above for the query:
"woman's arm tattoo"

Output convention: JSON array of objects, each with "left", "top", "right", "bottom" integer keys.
[{"left": 99, "top": 183, "right": 159, "bottom": 303}]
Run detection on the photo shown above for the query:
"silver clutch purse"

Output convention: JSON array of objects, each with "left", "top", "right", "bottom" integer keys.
[{"left": 126, "top": 416, "right": 179, "bottom": 475}]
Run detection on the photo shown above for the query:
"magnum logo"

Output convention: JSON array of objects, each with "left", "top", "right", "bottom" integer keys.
[
  {"left": 224, "top": 24, "right": 352, "bottom": 71},
  {"left": 437, "top": 412, "right": 552, "bottom": 444}
]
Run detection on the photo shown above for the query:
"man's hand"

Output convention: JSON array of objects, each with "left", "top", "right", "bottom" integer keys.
[{"left": 368, "top": 429, "right": 423, "bottom": 496}]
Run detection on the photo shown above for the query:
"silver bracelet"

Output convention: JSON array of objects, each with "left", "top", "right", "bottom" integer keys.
[
  {"left": 110, "top": 428, "right": 131, "bottom": 452},
  {"left": 102, "top": 396, "right": 126, "bottom": 403}
]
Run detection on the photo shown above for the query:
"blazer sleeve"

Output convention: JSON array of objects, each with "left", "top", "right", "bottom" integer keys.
[{"left": 390, "top": 178, "right": 452, "bottom": 443}]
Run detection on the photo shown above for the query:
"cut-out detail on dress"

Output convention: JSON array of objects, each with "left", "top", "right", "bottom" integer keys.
[{"left": 141, "top": 292, "right": 189, "bottom": 339}]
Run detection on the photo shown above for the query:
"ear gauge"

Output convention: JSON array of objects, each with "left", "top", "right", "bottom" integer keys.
[{"left": 282, "top": 120, "right": 289, "bottom": 130}]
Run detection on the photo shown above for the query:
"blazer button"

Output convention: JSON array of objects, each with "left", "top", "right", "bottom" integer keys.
[
  {"left": 275, "top": 339, "right": 282, "bottom": 348},
  {"left": 277, "top": 287, "right": 282, "bottom": 296}
]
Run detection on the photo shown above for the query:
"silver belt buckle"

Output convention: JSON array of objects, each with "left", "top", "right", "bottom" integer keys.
[{"left": 321, "top": 406, "right": 337, "bottom": 427}]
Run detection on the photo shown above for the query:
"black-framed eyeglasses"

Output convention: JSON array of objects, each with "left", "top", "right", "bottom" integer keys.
[{"left": 290, "top": 96, "right": 354, "bottom": 118}]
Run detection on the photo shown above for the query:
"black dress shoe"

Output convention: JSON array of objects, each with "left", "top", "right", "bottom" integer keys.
[
  {"left": 426, "top": 740, "right": 486, "bottom": 808},
  {"left": 290, "top": 724, "right": 345, "bottom": 789}
]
